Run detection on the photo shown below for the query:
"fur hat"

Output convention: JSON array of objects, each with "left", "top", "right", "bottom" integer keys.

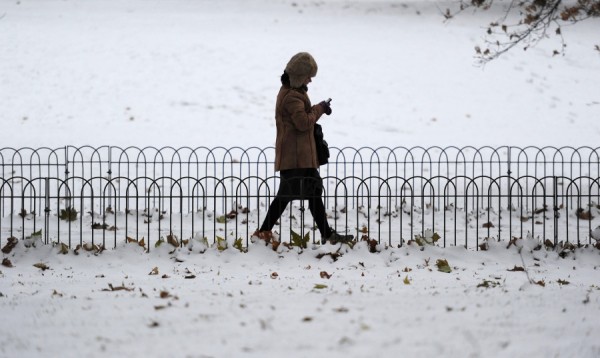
[{"left": 285, "top": 52, "right": 318, "bottom": 88}]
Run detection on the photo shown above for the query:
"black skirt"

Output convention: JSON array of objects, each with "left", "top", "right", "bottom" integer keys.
[{"left": 277, "top": 168, "right": 323, "bottom": 200}]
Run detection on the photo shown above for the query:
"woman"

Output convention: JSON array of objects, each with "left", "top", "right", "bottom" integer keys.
[{"left": 253, "top": 52, "right": 354, "bottom": 245}]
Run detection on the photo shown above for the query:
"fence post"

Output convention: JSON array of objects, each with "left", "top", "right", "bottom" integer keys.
[
  {"left": 507, "top": 147, "right": 512, "bottom": 211},
  {"left": 553, "top": 176, "right": 559, "bottom": 246},
  {"left": 44, "top": 177, "right": 50, "bottom": 245},
  {"left": 64, "top": 146, "right": 70, "bottom": 210},
  {"left": 107, "top": 146, "right": 113, "bottom": 210},
  {"left": 299, "top": 179, "right": 305, "bottom": 241}
]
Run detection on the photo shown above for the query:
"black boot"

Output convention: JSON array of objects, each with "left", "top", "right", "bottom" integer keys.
[{"left": 322, "top": 231, "right": 354, "bottom": 245}]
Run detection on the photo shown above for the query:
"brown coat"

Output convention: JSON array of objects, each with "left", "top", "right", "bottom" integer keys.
[{"left": 274, "top": 86, "right": 325, "bottom": 171}]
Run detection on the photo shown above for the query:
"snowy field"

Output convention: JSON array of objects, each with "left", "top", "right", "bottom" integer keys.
[
  {"left": 2, "top": 235, "right": 600, "bottom": 357},
  {"left": 1, "top": 0, "right": 599, "bottom": 149},
  {"left": 1, "top": 0, "right": 600, "bottom": 357}
]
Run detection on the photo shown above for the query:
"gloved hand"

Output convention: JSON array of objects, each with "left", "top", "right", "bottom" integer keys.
[{"left": 319, "top": 99, "right": 332, "bottom": 115}]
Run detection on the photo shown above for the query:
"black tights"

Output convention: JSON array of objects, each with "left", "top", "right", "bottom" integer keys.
[{"left": 259, "top": 168, "right": 331, "bottom": 237}]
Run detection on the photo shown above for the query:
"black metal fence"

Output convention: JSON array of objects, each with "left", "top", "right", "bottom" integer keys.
[{"left": 1, "top": 146, "right": 599, "bottom": 251}]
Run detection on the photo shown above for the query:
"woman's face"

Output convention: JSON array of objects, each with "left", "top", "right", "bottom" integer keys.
[{"left": 303, "top": 77, "right": 313, "bottom": 86}]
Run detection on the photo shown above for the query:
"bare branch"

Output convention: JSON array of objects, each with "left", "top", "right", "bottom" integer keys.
[{"left": 448, "top": 0, "right": 600, "bottom": 63}]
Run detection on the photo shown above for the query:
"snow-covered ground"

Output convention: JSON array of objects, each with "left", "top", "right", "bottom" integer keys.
[
  {"left": 2, "top": 236, "right": 600, "bottom": 357},
  {"left": 1, "top": 1, "right": 600, "bottom": 357},
  {"left": 1, "top": 0, "right": 599, "bottom": 149}
]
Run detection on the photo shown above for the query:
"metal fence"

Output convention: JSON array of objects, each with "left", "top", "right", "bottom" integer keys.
[{"left": 1, "top": 146, "right": 599, "bottom": 251}]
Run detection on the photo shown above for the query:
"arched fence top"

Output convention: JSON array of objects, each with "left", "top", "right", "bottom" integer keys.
[{"left": 2, "top": 146, "right": 599, "bottom": 192}]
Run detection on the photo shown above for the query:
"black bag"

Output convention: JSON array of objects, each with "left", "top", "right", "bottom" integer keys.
[{"left": 314, "top": 123, "right": 329, "bottom": 166}]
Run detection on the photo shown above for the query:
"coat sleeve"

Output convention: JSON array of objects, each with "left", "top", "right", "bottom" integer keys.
[{"left": 285, "top": 92, "right": 325, "bottom": 132}]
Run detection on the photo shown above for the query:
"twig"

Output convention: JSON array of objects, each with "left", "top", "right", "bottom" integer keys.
[{"left": 518, "top": 246, "right": 534, "bottom": 284}]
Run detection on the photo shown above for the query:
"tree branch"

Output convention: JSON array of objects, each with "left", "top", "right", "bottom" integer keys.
[{"left": 448, "top": 0, "right": 600, "bottom": 63}]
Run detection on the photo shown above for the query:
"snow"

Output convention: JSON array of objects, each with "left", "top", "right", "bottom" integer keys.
[
  {"left": 1, "top": 0, "right": 600, "bottom": 357},
  {"left": 3, "top": 237, "right": 600, "bottom": 357},
  {"left": 2, "top": 0, "right": 599, "bottom": 149}
]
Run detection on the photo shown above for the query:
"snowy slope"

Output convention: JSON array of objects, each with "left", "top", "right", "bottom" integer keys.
[{"left": 1, "top": 0, "right": 599, "bottom": 149}]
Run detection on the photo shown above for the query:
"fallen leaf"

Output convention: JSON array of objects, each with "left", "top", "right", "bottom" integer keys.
[
  {"left": 436, "top": 259, "right": 452, "bottom": 273},
  {"left": 1, "top": 237, "right": 18, "bottom": 254},
  {"left": 2, "top": 258, "right": 13, "bottom": 268},
  {"left": 167, "top": 234, "right": 179, "bottom": 247},
  {"left": 57, "top": 243, "right": 69, "bottom": 255},
  {"left": 102, "top": 283, "right": 134, "bottom": 292},
  {"left": 477, "top": 280, "right": 500, "bottom": 288},
  {"left": 271, "top": 241, "right": 280, "bottom": 251},
  {"left": 320, "top": 271, "right": 332, "bottom": 279},
  {"left": 507, "top": 265, "right": 525, "bottom": 272},
  {"left": 315, "top": 252, "right": 342, "bottom": 262},
  {"left": 228, "top": 210, "right": 239, "bottom": 219},
  {"left": 33, "top": 262, "right": 50, "bottom": 271},
  {"left": 576, "top": 208, "right": 593, "bottom": 220}
]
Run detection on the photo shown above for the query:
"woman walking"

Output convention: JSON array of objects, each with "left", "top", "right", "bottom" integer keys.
[{"left": 253, "top": 52, "right": 353, "bottom": 245}]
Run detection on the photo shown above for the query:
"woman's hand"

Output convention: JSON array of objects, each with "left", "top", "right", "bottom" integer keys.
[{"left": 319, "top": 99, "right": 332, "bottom": 115}]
